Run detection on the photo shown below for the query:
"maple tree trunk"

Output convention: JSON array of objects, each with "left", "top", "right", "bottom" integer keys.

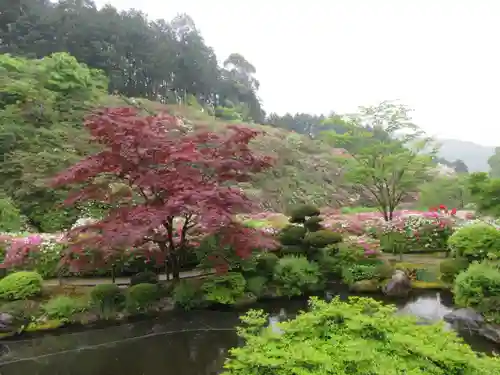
[{"left": 168, "top": 253, "right": 180, "bottom": 280}]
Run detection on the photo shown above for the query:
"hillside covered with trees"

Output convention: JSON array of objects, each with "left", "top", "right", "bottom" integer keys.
[{"left": 0, "top": 0, "right": 492, "bottom": 234}]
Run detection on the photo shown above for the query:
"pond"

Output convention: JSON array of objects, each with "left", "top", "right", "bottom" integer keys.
[{"left": 0, "top": 288, "right": 496, "bottom": 375}]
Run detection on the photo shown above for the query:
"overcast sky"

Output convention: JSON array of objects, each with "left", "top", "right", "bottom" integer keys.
[{"left": 94, "top": 0, "right": 499, "bottom": 146}]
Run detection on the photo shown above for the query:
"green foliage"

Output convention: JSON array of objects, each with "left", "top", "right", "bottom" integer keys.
[
  {"left": 418, "top": 176, "right": 470, "bottom": 209},
  {"left": 321, "top": 101, "right": 435, "bottom": 221},
  {"left": 439, "top": 258, "right": 470, "bottom": 283},
  {"left": 454, "top": 262, "right": 500, "bottom": 323},
  {"left": 0, "top": 300, "right": 41, "bottom": 322},
  {"left": 303, "top": 216, "right": 323, "bottom": 232},
  {"left": 0, "top": 271, "right": 43, "bottom": 300},
  {"left": 172, "top": 279, "right": 204, "bottom": 310},
  {"left": 42, "top": 296, "right": 87, "bottom": 322},
  {"left": 0, "top": 195, "right": 22, "bottom": 232},
  {"left": 448, "top": 223, "right": 500, "bottom": 262},
  {"left": 130, "top": 271, "right": 158, "bottom": 286},
  {"left": 89, "top": 284, "right": 124, "bottom": 314},
  {"left": 125, "top": 283, "right": 159, "bottom": 313},
  {"left": 468, "top": 173, "right": 500, "bottom": 217},
  {"left": 273, "top": 256, "right": 321, "bottom": 297},
  {"left": 222, "top": 296, "right": 500, "bottom": 374},
  {"left": 201, "top": 273, "right": 246, "bottom": 305},
  {"left": 255, "top": 252, "right": 279, "bottom": 277},
  {"left": 289, "top": 204, "right": 320, "bottom": 223},
  {"left": 214, "top": 106, "right": 243, "bottom": 121},
  {"left": 245, "top": 276, "right": 268, "bottom": 298},
  {"left": 304, "top": 230, "right": 343, "bottom": 248},
  {"left": 341, "top": 264, "right": 378, "bottom": 285},
  {"left": 278, "top": 225, "right": 307, "bottom": 246}
]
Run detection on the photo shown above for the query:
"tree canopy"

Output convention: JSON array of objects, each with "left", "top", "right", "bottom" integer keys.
[
  {"left": 0, "top": 0, "right": 264, "bottom": 122},
  {"left": 321, "top": 101, "right": 436, "bottom": 220}
]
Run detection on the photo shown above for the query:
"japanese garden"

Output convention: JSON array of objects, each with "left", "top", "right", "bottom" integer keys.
[{"left": 0, "top": 1, "right": 500, "bottom": 374}]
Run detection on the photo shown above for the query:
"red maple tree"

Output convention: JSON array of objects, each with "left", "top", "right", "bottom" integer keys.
[{"left": 43, "top": 107, "right": 274, "bottom": 279}]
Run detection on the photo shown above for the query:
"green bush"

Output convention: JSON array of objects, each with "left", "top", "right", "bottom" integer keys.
[
  {"left": 439, "top": 258, "right": 470, "bottom": 283},
  {"left": 42, "top": 296, "right": 87, "bottom": 322},
  {"left": 0, "top": 196, "right": 22, "bottom": 232},
  {"left": 453, "top": 262, "right": 500, "bottom": 323},
  {"left": 448, "top": 223, "right": 500, "bottom": 262},
  {"left": 221, "top": 297, "right": 500, "bottom": 374},
  {"left": 130, "top": 271, "right": 158, "bottom": 286},
  {"left": 0, "top": 300, "right": 41, "bottom": 322},
  {"left": 255, "top": 252, "right": 279, "bottom": 277},
  {"left": 172, "top": 279, "right": 204, "bottom": 310},
  {"left": 125, "top": 283, "right": 159, "bottom": 313},
  {"left": 245, "top": 276, "right": 268, "bottom": 298},
  {"left": 303, "top": 216, "right": 323, "bottom": 232},
  {"left": 273, "top": 256, "right": 321, "bottom": 297},
  {"left": 278, "top": 225, "right": 307, "bottom": 246},
  {"left": 201, "top": 272, "right": 246, "bottom": 305},
  {"left": 304, "top": 230, "right": 343, "bottom": 248},
  {"left": 341, "top": 264, "right": 378, "bottom": 285},
  {"left": 289, "top": 204, "right": 320, "bottom": 223},
  {"left": 0, "top": 271, "right": 43, "bottom": 300},
  {"left": 90, "top": 284, "right": 124, "bottom": 313}
]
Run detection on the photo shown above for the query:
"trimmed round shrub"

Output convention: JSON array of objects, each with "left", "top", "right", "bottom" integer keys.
[
  {"left": 304, "top": 230, "right": 343, "bottom": 248},
  {"left": 454, "top": 262, "right": 500, "bottom": 323},
  {"left": 439, "top": 258, "right": 470, "bottom": 283},
  {"left": 304, "top": 216, "right": 323, "bottom": 232},
  {"left": 130, "top": 271, "right": 158, "bottom": 286},
  {"left": 201, "top": 272, "right": 246, "bottom": 305},
  {"left": 246, "top": 276, "right": 268, "bottom": 298},
  {"left": 0, "top": 271, "right": 43, "bottom": 300},
  {"left": 90, "top": 283, "right": 124, "bottom": 311},
  {"left": 256, "top": 252, "right": 279, "bottom": 276},
  {"left": 278, "top": 225, "right": 307, "bottom": 246},
  {"left": 289, "top": 204, "right": 320, "bottom": 223},
  {"left": 273, "top": 256, "right": 321, "bottom": 296},
  {"left": 448, "top": 223, "right": 500, "bottom": 261},
  {"left": 125, "top": 283, "right": 159, "bottom": 313},
  {"left": 173, "top": 279, "right": 204, "bottom": 310}
]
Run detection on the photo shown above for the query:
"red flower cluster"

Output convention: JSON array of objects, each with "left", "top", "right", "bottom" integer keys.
[{"left": 429, "top": 205, "right": 457, "bottom": 216}]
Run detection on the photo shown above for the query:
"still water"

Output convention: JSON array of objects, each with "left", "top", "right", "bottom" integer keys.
[{"left": 0, "top": 290, "right": 496, "bottom": 375}]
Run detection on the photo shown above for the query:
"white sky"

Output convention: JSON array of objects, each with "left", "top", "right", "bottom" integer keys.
[{"left": 94, "top": 0, "right": 500, "bottom": 146}]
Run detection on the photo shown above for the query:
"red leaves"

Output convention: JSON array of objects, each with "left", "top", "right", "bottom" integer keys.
[{"left": 49, "top": 107, "right": 274, "bottom": 269}]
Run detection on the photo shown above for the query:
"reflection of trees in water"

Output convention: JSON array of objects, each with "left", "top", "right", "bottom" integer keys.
[{"left": 0, "top": 330, "right": 237, "bottom": 375}]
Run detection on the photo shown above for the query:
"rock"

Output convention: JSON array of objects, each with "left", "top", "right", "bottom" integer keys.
[
  {"left": 444, "top": 308, "right": 484, "bottom": 329},
  {"left": 350, "top": 279, "right": 379, "bottom": 292},
  {"left": 383, "top": 270, "right": 412, "bottom": 297},
  {"left": 0, "top": 313, "right": 15, "bottom": 333},
  {"left": 444, "top": 308, "right": 500, "bottom": 344}
]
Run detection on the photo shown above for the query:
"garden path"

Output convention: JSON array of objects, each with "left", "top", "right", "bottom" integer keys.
[{"left": 43, "top": 269, "right": 213, "bottom": 287}]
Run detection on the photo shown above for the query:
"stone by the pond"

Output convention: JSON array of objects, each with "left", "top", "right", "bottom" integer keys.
[
  {"left": 0, "top": 313, "right": 15, "bottom": 333},
  {"left": 444, "top": 308, "right": 500, "bottom": 344},
  {"left": 350, "top": 279, "right": 379, "bottom": 292},
  {"left": 383, "top": 270, "right": 412, "bottom": 297}
]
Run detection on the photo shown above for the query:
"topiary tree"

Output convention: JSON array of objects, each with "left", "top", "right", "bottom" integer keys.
[
  {"left": 222, "top": 296, "right": 500, "bottom": 374},
  {"left": 278, "top": 205, "right": 342, "bottom": 259},
  {"left": 0, "top": 271, "right": 43, "bottom": 300}
]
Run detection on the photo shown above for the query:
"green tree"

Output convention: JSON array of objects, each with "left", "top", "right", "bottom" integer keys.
[
  {"left": 418, "top": 175, "right": 470, "bottom": 209},
  {"left": 468, "top": 172, "right": 500, "bottom": 217},
  {"left": 488, "top": 147, "right": 500, "bottom": 178},
  {"left": 321, "top": 101, "right": 435, "bottom": 221},
  {"left": 0, "top": 52, "right": 106, "bottom": 231},
  {"left": 222, "top": 297, "right": 500, "bottom": 374}
]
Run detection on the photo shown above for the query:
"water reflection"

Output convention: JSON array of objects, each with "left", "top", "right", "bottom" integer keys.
[{"left": 0, "top": 291, "right": 495, "bottom": 375}]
